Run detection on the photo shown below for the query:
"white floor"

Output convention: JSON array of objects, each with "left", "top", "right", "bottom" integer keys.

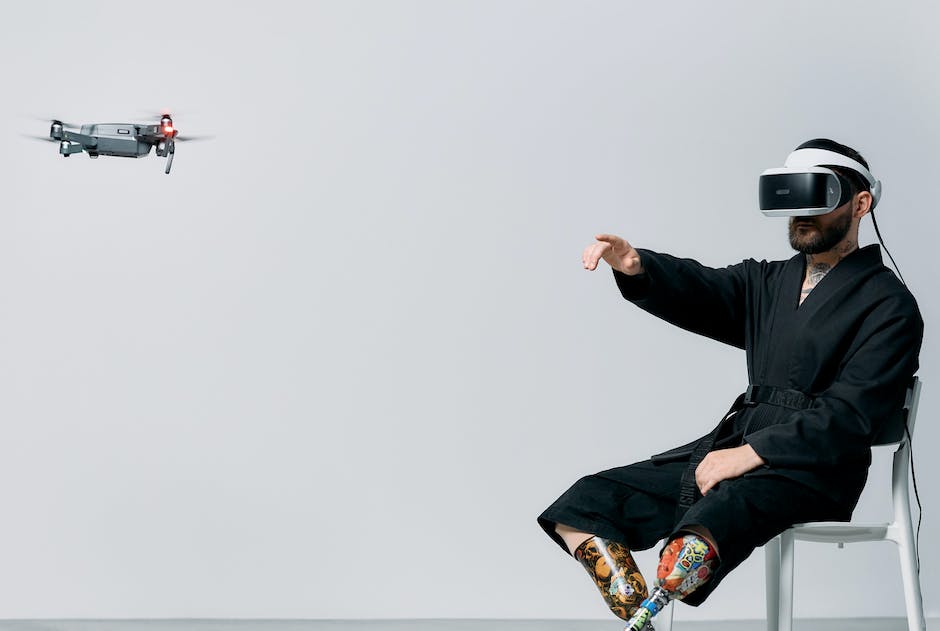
[{"left": 0, "top": 620, "right": 935, "bottom": 631}]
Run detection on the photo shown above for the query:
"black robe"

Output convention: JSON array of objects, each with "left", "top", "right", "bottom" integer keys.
[{"left": 615, "top": 243, "right": 923, "bottom": 512}]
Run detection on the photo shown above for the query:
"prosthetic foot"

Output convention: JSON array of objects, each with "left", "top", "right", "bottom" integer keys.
[
  {"left": 574, "top": 536, "right": 649, "bottom": 621},
  {"left": 623, "top": 534, "right": 719, "bottom": 631}
]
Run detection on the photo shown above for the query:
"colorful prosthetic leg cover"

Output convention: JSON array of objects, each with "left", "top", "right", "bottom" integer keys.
[
  {"left": 624, "top": 534, "right": 719, "bottom": 631},
  {"left": 656, "top": 533, "right": 719, "bottom": 598},
  {"left": 574, "top": 536, "right": 649, "bottom": 620}
]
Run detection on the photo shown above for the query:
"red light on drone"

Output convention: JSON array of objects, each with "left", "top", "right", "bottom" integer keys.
[{"left": 163, "top": 124, "right": 175, "bottom": 135}]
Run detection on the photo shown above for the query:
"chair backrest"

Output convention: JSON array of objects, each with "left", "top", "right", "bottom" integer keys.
[
  {"left": 890, "top": 378, "right": 921, "bottom": 508},
  {"left": 903, "top": 377, "right": 923, "bottom": 439},
  {"left": 871, "top": 376, "right": 922, "bottom": 447}
]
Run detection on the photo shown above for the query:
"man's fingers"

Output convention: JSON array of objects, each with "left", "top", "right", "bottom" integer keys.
[
  {"left": 583, "top": 234, "right": 637, "bottom": 272},
  {"left": 591, "top": 242, "right": 611, "bottom": 268},
  {"left": 696, "top": 472, "right": 715, "bottom": 495},
  {"left": 696, "top": 469, "right": 707, "bottom": 494},
  {"left": 696, "top": 459, "right": 717, "bottom": 495},
  {"left": 595, "top": 234, "right": 631, "bottom": 253},
  {"left": 594, "top": 233, "right": 622, "bottom": 245},
  {"left": 583, "top": 241, "right": 610, "bottom": 270}
]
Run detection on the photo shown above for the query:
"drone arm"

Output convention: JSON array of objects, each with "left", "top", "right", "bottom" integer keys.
[
  {"left": 137, "top": 125, "right": 163, "bottom": 139},
  {"left": 59, "top": 131, "right": 98, "bottom": 148}
]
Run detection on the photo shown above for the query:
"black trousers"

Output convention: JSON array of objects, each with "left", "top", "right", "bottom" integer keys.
[{"left": 537, "top": 458, "right": 851, "bottom": 606}]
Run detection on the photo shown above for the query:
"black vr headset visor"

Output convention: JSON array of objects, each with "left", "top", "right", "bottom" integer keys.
[
  {"left": 759, "top": 168, "right": 854, "bottom": 217},
  {"left": 759, "top": 148, "right": 881, "bottom": 217}
]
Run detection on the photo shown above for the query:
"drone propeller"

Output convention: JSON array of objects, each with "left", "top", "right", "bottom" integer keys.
[
  {"left": 175, "top": 134, "right": 214, "bottom": 142},
  {"left": 23, "top": 134, "right": 59, "bottom": 143},
  {"left": 140, "top": 109, "right": 178, "bottom": 118},
  {"left": 30, "top": 117, "right": 79, "bottom": 128}
]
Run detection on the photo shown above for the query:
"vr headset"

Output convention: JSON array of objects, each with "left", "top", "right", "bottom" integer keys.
[{"left": 759, "top": 148, "right": 882, "bottom": 217}]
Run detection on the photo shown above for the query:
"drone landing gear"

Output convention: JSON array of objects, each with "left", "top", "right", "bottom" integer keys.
[{"left": 156, "top": 137, "right": 175, "bottom": 174}]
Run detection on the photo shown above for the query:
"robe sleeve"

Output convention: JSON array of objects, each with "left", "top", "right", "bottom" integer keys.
[
  {"left": 744, "top": 293, "right": 923, "bottom": 468},
  {"left": 612, "top": 249, "right": 748, "bottom": 349}
]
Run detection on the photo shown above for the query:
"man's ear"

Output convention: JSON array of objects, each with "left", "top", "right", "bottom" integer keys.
[{"left": 854, "top": 191, "right": 873, "bottom": 219}]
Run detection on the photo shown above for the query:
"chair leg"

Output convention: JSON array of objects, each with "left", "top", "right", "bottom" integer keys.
[
  {"left": 896, "top": 519, "right": 926, "bottom": 631},
  {"left": 765, "top": 536, "right": 780, "bottom": 631},
  {"left": 778, "top": 529, "right": 794, "bottom": 631}
]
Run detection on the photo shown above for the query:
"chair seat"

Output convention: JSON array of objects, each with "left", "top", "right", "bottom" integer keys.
[{"left": 790, "top": 522, "right": 890, "bottom": 543}]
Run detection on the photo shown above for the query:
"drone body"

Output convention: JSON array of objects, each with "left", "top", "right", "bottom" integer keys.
[{"left": 47, "top": 114, "right": 185, "bottom": 174}]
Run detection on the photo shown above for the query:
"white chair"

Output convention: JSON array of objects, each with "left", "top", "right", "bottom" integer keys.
[{"left": 764, "top": 378, "right": 924, "bottom": 631}]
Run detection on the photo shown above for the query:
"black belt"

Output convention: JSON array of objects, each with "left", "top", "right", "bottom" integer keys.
[
  {"left": 674, "top": 385, "right": 814, "bottom": 522},
  {"left": 675, "top": 393, "right": 745, "bottom": 521},
  {"left": 743, "top": 384, "right": 814, "bottom": 410}
]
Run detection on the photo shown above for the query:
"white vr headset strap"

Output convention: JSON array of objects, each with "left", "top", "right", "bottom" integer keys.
[{"left": 784, "top": 148, "right": 882, "bottom": 209}]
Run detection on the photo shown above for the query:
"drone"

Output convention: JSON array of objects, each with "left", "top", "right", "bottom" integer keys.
[{"left": 34, "top": 113, "right": 203, "bottom": 174}]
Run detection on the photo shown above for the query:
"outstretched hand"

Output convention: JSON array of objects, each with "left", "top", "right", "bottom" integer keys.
[
  {"left": 582, "top": 234, "right": 644, "bottom": 275},
  {"left": 695, "top": 444, "right": 766, "bottom": 495}
]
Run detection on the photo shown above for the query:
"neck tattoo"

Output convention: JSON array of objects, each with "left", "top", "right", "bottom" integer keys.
[
  {"left": 800, "top": 261, "right": 832, "bottom": 304},
  {"left": 808, "top": 262, "right": 831, "bottom": 285},
  {"left": 839, "top": 240, "right": 857, "bottom": 257}
]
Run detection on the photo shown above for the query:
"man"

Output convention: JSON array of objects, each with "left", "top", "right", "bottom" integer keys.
[{"left": 537, "top": 139, "right": 923, "bottom": 627}]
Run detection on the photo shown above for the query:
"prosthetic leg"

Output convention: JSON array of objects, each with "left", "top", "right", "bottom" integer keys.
[
  {"left": 574, "top": 536, "right": 649, "bottom": 622},
  {"left": 623, "top": 534, "right": 720, "bottom": 631}
]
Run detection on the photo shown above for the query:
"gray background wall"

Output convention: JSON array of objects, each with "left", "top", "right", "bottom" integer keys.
[{"left": 0, "top": 0, "right": 937, "bottom": 623}]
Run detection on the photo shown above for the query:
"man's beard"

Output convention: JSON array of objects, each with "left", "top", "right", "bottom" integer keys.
[{"left": 788, "top": 211, "right": 853, "bottom": 255}]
